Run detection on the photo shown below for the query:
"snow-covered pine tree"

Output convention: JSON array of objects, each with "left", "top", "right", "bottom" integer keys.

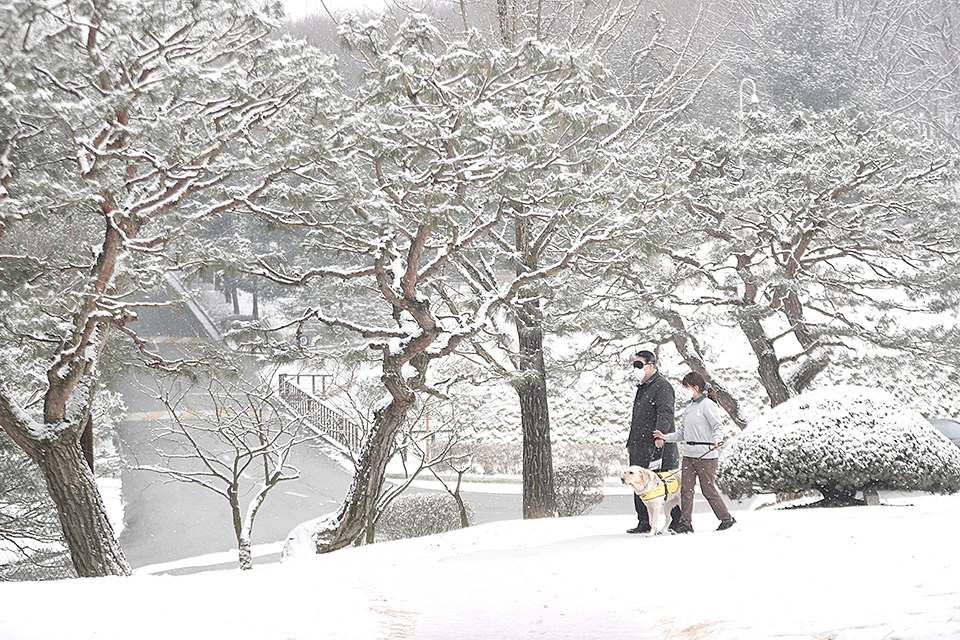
[
  {"left": 0, "top": 0, "right": 337, "bottom": 576},
  {"left": 444, "top": 1, "right": 723, "bottom": 520},
  {"left": 249, "top": 15, "right": 654, "bottom": 551},
  {"left": 664, "top": 108, "right": 960, "bottom": 408}
]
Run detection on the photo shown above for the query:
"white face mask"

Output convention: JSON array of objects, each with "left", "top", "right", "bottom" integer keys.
[{"left": 632, "top": 368, "right": 647, "bottom": 383}]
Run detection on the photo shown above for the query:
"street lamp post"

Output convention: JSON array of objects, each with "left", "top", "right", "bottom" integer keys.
[{"left": 739, "top": 78, "right": 759, "bottom": 136}]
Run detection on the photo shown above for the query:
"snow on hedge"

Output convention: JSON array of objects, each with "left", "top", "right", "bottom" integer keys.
[
  {"left": 717, "top": 385, "right": 960, "bottom": 502},
  {"left": 375, "top": 493, "right": 474, "bottom": 542}
]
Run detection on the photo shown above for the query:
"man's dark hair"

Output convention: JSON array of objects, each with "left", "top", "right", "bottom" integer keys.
[{"left": 635, "top": 350, "right": 656, "bottom": 365}]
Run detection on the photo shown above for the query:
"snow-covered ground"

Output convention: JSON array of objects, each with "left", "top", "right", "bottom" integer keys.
[{"left": 2, "top": 491, "right": 958, "bottom": 640}]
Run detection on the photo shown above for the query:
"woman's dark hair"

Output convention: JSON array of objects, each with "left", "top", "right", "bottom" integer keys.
[{"left": 681, "top": 371, "right": 716, "bottom": 401}]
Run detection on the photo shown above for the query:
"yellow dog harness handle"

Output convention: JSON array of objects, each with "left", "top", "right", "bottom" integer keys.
[{"left": 638, "top": 470, "right": 680, "bottom": 503}]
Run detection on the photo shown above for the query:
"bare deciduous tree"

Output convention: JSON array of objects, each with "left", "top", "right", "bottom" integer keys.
[{"left": 135, "top": 373, "right": 312, "bottom": 570}]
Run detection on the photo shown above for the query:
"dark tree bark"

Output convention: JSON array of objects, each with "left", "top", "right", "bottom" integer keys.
[
  {"left": 664, "top": 309, "right": 748, "bottom": 428},
  {"left": 496, "top": 0, "right": 511, "bottom": 47},
  {"left": 738, "top": 311, "right": 791, "bottom": 407},
  {"left": 80, "top": 415, "right": 95, "bottom": 473},
  {"left": 735, "top": 256, "right": 791, "bottom": 407},
  {"left": 778, "top": 290, "right": 830, "bottom": 394},
  {"left": 515, "top": 320, "right": 556, "bottom": 519},
  {"left": 512, "top": 214, "right": 557, "bottom": 520},
  {"left": 320, "top": 374, "right": 415, "bottom": 552},
  {"left": 30, "top": 425, "right": 130, "bottom": 577}
]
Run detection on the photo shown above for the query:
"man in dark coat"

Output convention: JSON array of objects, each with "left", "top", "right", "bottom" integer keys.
[{"left": 626, "top": 350, "right": 681, "bottom": 534}]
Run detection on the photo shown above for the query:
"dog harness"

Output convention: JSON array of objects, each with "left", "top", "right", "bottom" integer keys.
[{"left": 638, "top": 470, "right": 680, "bottom": 503}]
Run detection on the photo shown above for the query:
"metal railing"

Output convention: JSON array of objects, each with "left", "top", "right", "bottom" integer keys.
[{"left": 278, "top": 375, "right": 363, "bottom": 453}]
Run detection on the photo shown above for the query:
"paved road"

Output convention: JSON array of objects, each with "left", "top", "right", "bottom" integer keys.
[{"left": 115, "top": 293, "right": 352, "bottom": 572}]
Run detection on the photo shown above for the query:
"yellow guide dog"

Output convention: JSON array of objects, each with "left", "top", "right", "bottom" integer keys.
[{"left": 621, "top": 465, "right": 681, "bottom": 537}]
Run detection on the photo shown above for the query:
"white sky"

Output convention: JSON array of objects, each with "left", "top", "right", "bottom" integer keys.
[{"left": 283, "top": 0, "right": 388, "bottom": 20}]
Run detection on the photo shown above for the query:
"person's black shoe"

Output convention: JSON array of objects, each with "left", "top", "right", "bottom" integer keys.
[
  {"left": 673, "top": 523, "right": 694, "bottom": 534},
  {"left": 716, "top": 518, "right": 736, "bottom": 531},
  {"left": 626, "top": 524, "right": 652, "bottom": 534}
]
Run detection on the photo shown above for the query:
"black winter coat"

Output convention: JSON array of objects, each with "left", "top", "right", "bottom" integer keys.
[{"left": 627, "top": 371, "right": 679, "bottom": 470}]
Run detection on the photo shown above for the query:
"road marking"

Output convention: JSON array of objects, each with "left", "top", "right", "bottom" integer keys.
[
  {"left": 124, "top": 411, "right": 172, "bottom": 421},
  {"left": 285, "top": 491, "right": 310, "bottom": 498},
  {"left": 124, "top": 410, "right": 279, "bottom": 422}
]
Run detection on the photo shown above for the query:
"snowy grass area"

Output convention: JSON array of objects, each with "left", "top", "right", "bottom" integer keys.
[{"left": 2, "top": 491, "right": 958, "bottom": 640}]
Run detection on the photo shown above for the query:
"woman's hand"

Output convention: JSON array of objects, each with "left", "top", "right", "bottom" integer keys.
[{"left": 652, "top": 430, "right": 665, "bottom": 448}]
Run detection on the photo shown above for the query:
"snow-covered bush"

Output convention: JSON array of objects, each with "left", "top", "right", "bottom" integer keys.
[
  {"left": 554, "top": 463, "right": 604, "bottom": 517},
  {"left": 466, "top": 442, "right": 523, "bottom": 475},
  {"left": 717, "top": 386, "right": 960, "bottom": 505},
  {"left": 464, "top": 442, "right": 625, "bottom": 477},
  {"left": 554, "top": 444, "right": 627, "bottom": 478},
  {"left": 375, "top": 493, "right": 475, "bottom": 542}
]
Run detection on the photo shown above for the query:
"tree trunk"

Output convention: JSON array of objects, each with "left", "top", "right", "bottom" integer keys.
[
  {"left": 496, "top": 0, "right": 512, "bottom": 47},
  {"left": 779, "top": 290, "right": 830, "bottom": 394},
  {"left": 511, "top": 211, "right": 556, "bottom": 519},
  {"left": 453, "top": 478, "right": 470, "bottom": 529},
  {"left": 39, "top": 434, "right": 131, "bottom": 577},
  {"left": 738, "top": 311, "right": 791, "bottom": 407},
  {"left": 515, "top": 321, "right": 556, "bottom": 519},
  {"left": 228, "top": 487, "right": 250, "bottom": 569},
  {"left": 80, "top": 414, "right": 95, "bottom": 473},
  {"left": 238, "top": 536, "right": 253, "bottom": 570},
  {"left": 815, "top": 484, "right": 862, "bottom": 507},
  {"left": 321, "top": 391, "right": 413, "bottom": 552},
  {"left": 664, "top": 309, "right": 748, "bottom": 428}
]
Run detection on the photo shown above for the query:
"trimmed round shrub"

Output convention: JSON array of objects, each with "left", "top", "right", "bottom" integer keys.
[
  {"left": 717, "top": 385, "right": 960, "bottom": 505},
  {"left": 375, "top": 492, "right": 474, "bottom": 542},
  {"left": 554, "top": 463, "right": 604, "bottom": 517}
]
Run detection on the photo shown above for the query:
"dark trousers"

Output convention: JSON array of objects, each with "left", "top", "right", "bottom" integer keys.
[
  {"left": 629, "top": 446, "right": 681, "bottom": 528},
  {"left": 679, "top": 456, "right": 732, "bottom": 527}
]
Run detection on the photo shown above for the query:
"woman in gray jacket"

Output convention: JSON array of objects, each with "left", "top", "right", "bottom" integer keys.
[{"left": 653, "top": 371, "right": 735, "bottom": 533}]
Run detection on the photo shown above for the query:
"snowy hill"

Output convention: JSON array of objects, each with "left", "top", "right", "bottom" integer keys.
[{"left": 2, "top": 491, "right": 958, "bottom": 640}]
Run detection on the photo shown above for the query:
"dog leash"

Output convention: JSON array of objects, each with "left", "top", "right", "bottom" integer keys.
[
  {"left": 684, "top": 441, "right": 718, "bottom": 458},
  {"left": 669, "top": 440, "right": 722, "bottom": 460}
]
